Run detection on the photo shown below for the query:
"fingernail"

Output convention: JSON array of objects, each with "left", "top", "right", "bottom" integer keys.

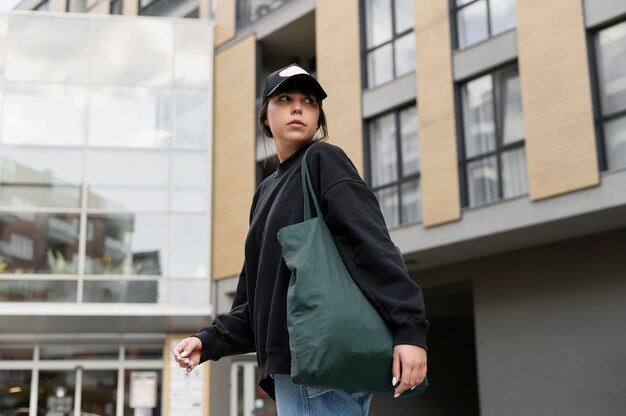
[
  {"left": 394, "top": 393, "right": 400, "bottom": 398},
  {"left": 411, "top": 386, "right": 416, "bottom": 390},
  {"left": 392, "top": 377, "right": 397, "bottom": 386},
  {"left": 181, "top": 352, "right": 188, "bottom": 358}
]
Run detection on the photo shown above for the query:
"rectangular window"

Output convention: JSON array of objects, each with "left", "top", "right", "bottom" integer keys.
[
  {"left": 366, "top": 105, "right": 421, "bottom": 228},
  {"left": 454, "top": 0, "right": 517, "bottom": 49},
  {"left": 459, "top": 65, "right": 528, "bottom": 207},
  {"left": 593, "top": 20, "right": 626, "bottom": 171},
  {"left": 363, "top": 0, "right": 416, "bottom": 88}
]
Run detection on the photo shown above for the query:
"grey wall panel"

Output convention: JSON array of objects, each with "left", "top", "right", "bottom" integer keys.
[{"left": 473, "top": 230, "right": 626, "bottom": 415}]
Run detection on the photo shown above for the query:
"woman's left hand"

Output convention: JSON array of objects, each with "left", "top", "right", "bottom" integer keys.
[{"left": 392, "top": 344, "right": 427, "bottom": 398}]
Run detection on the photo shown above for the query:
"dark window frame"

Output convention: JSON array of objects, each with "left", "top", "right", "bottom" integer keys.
[
  {"left": 110, "top": 0, "right": 123, "bottom": 14},
  {"left": 451, "top": 0, "right": 515, "bottom": 50},
  {"left": 587, "top": 18, "right": 626, "bottom": 172},
  {"left": 360, "top": 0, "right": 416, "bottom": 89},
  {"left": 456, "top": 63, "right": 527, "bottom": 208},
  {"left": 364, "top": 103, "right": 421, "bottom": 228}
]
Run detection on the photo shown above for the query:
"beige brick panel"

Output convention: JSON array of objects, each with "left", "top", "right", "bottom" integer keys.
[
  {"left": 123, "top": 0, "right": 138, "bottom": 16},
  {"left": 215, "top": 0, "right": 236, "bottom": 47},
  {"left": 50, "top": 0, "right": 66, "bottom": 12},
  {"left": 316, "top": 0, "right": 363, "bottom": 174},
  {"left": 414, "top": 0, "right": 461, "bottom": 227},
  {"left": 517, "top": 0, "right": 599, "bottom": 200},
  {"left": 213, "top": 36, "right": 256, "bottom": 280}
]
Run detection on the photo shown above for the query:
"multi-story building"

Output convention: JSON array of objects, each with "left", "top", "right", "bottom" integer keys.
[{"left": 2, "top": 0, "right": 626, "bottom": 415}]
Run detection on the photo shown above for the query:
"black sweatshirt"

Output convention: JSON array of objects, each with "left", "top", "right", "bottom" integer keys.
[{"left": 194, "top": 141, "right": 428, "bottom": 399}]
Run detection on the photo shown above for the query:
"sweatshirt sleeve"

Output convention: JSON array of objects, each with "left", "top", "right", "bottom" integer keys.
[
  {"left": 308, "top": 143, "right": 429, "bottom": 349},
  {"left": 193, "top": 265, "right": 256, "bottom": 363}
]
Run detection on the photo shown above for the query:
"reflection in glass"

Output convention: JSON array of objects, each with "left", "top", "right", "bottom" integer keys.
[
  {"left": 83, "top": 280, "right": 158, "bottom": 303},
  {"left": 605, "top": 115, "right": 626, "bottom": 170},
  {"left": 175, "top": 90, "right": 209, "bottom": 148},
  {"left": 367, "top": 44, "right": 394, "bottom": 88},
  {"left": 369, "top": 113, "right": 397, "bottom": 187},
  {"left": 0, "top": 347, "right": 33, "bottom": 360},
  {"left": 0, "top": 370, "right": 31, "bottom": 416},
  {"left": 2, "top": 84, "right": 86, "bottom": 146},
  {"left": 490, "top": 0, "right": 517, "bottom": 35},
  {"left": 394, "top": 32, "right": 416, "bottom": 78},
  {"left": 463, "top": 74, "right": 495, "bottom": 158},
  {"left": 457, "top": 0, "right": 488, "bottom": 48},
  {"left": 123, "top": 370, "right": 162, "bottom": 416},
  {"left": 400, "top": 106, "right": 419, "bottom": 176},
  {"left": 501, "top": 71, "right": 524, "bottom": 144},
  {"left": 394, "top": 0, "right": 415, "bottom": 34},
  {"left": 467, "top": 156, "right": 498, "bottom": 206},
  {"left": 597, "top": 22, "right": 626, "bottom": 115},
  {"left": 376, "top": 186, "right": 399, "bottom": 228},
  {"left": 163, "top": 279, "right": 209, "bottom": 306},
  {"left": 0, "top": 280, "right": 77, "bottom": 302},
  {"left": 0, "top": 147, "right": 83, "bottom": 208},
  {"left": 5, "top": 15, "right": 90, "bottom": 82},
  {"left": 0, "top": 213, "right": 79, "bottom": 274},
  {"left": 86, "top": 150, "right": 168, "bottom": 211},
  {"left": 172, "top": 152, "right": 206, "bottom": 188},
  {"left": 174, "top": 24, "right": 211, "bottom": 87},
  {"left": 401, "top": 179, "right": 421, "bottom": 223},
  {"left": 82, "top": 370, "right": 117, "bottom": 416},
  {"left": 92, "top": 19, "right": 173, "bottom": 86},
  {"left": 89, "top": 87, "right": 171, "bottom": 148},
  {"left": 84, "top": 214, "right": 167, "bottom": 276},
  {"left": 38, "top": 371, "right": 76, "bottom": 416},
  {"left": 40, "top": 346, "right": 119, "bottom": 360},
  {"left": 501, "top": 148, "right": 528, "bottom": 198},
  {"left": 365, "top": 0, "right": 392, "bottom": 48},
  {"left": 170, "top": 215, "right": 208, "bottom": 278},
  {"left": 125, "top": 346, "right": 162, "bottom": 359}
]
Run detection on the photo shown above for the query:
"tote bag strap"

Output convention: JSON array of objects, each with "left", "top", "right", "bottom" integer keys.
[{"left": 301, "top": 145, "right": 322, "bottom": 221}]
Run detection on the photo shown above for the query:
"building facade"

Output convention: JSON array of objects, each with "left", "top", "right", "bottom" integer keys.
[
  {"left": 1, "top": 0, "right": 626, "bottom": 415},
  {"left": 0, "top": 5, "right": 214, "bottom": 416}
]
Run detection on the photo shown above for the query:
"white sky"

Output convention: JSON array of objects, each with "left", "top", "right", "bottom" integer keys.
[{"left": 0, "top": 0, "right": 23, "bottom": 12}]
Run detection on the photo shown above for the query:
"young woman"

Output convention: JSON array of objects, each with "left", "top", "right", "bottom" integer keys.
[{"left": 173, "top": 64, "right": 428, "bottom": 415}]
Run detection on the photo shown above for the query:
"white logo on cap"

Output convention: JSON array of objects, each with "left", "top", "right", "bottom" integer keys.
[{"left": 279, "top": 66, "right": 309, "bottom": 78}]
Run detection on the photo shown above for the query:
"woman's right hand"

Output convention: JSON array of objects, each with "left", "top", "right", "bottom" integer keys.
[{"left": 172, "top": 337, "right": 203, "bottom": 372}]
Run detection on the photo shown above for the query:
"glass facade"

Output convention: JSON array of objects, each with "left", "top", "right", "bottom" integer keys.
[
  {"left": 367, "top": 105, "right": 421, "bottom": 228},
  {"left": 460, "top": 66, "right": 528, "bottom": 207},
  {"left": 0, "top": 344, "right": 163, "bottom": 416},
  {"left": 594, "top": 20, "right": 626, "bottom": 171},
  {"left": 455, "top": 0, "right": 517, "bottom": 49},
  {"left": 0, "top": 13, "right": 212, "bottom": 305},
  {"left": 363, "top": 0, "right": 416, "bottom": 88}
]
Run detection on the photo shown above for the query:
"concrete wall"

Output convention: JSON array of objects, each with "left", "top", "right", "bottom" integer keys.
[{"left": 472, "top": 229, "right": 626, "bottom": 415}]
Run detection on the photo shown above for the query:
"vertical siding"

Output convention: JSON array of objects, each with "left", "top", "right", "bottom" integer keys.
[
  {"left": 315, "top": 0, "right": 364, "bottom": 174},
  {"left": 123, "top": 0, "right": 138, "bottom": 16},
  {"left": 214, "top": 0, "right": 236, "bottom": 47},
  {"left": 50, "top": 0, "right": 67, "bottom": 12},
  {"left": 517, "top": 0, "right": 599, "bottom": 200},
  {"left": 414, "top": 0, "right": 461, "bottom": 227},
  {"left": 213, "top": 36, "right": 256, "bottom": 280}
]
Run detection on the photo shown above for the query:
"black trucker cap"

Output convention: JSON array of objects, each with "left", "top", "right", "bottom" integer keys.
[{"left": 262, "top": 63, "right": 327, "bottom": 103}]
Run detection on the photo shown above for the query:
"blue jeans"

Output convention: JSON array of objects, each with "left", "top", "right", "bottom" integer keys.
[{"left": 273, "top": 374, "right": 373, "bottom": 416}]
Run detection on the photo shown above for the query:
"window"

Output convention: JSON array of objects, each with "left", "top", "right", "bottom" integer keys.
[
  {"left": 454, "top": 0, "right": 516, "bottom": 49},
  {"left": 110, "top": 0, "right": 123, "bottom": 14},
  {"left": 35, "top": 0, "right": 49, "bottom": 11},
  {"left": 593, "top": 21, "right": 626, "bottom": 171},
  {"left": 366, "top": 105, "right": 421, "bottom": 228},
  {"left": 363, "top": 0, "right": 416, "bottom": 88},
  {"left": 459, "top": 66, "right": 528, "bottom": 207}
]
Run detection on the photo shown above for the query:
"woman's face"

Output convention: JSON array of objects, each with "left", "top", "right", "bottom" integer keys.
[{"left": 265, "top": 91, "right": 320, "bottom": 150}]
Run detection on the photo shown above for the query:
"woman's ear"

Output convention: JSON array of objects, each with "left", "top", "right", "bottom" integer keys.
[{"left": 264, "top": 119, "right": 270, "bottom": 126}]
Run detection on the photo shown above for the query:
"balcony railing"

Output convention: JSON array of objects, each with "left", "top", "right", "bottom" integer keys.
[{"left": 237, "top": 0, "right": 295, "bottom": 29}]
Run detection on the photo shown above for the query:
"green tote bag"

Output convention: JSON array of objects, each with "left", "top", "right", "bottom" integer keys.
[{"left": 276, "top": 146, "right": 428, "bottom": 396}]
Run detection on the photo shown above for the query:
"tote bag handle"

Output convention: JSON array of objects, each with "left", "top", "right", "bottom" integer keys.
[{"left": 301, "top": 146, "right": 322, "bottom": 221}]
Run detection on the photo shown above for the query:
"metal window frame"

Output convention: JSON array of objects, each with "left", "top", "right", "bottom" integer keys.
[
  {"left": 452, "top": 0, "right": 500, "bottom": 50},
  {"left": 456, "top": 63, "right": 526, "bottom": 208},
  {"left": 360, "top": 0, "right": 416, "bottom": 89},
  {"left": 364, "top": 104, "right": 421, "bottom": 228}
]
